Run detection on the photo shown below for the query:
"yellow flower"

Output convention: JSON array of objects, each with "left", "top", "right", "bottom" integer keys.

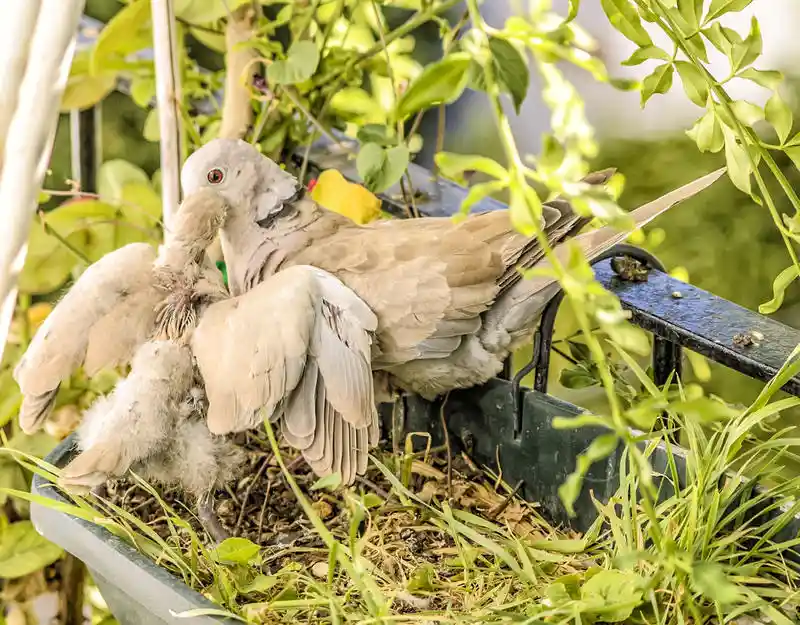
[{"left": 310, "top": 169, "right": 382, "bottom": 225}]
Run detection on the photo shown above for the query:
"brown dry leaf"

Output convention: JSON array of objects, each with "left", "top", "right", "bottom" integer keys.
[
  {"left": 410, "top": 460, "right": 445, "bottom": 480},
  {"left": 418, "top": 480, "right": 442, "bottom": 503},
  {"left": 311, "top": 499, "right": 334, "bottom": 520}
]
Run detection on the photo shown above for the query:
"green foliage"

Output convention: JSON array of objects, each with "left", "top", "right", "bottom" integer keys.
[
  {"left": 267, "top": 41, "right": 320, "bottom": 86},
  {"left": 355, "top": 143, "right": 410, "bottom": 193},
  {"left": 393, "top": 53, "right": 472, "bottom": 120},
  {"left": 0, "top": 521, "right": 63, "bottom": 579}
]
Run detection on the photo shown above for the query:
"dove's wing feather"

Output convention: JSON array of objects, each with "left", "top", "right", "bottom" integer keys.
[
  {"left": 193, "top": 268, "right": 313, "bottom": 434},
  {"left": 14, "top": 243, "right": 160, "bottom": 433},
  {"left": 193, "top": 265, "right": 377, "bottom": 484}
]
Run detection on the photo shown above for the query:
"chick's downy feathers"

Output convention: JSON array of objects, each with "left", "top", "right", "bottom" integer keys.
[{"left": 61, "top": 340, "right": 243, "bottom": 498}]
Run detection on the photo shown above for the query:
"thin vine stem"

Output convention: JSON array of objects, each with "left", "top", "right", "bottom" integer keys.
[{"left": 464, "top": 0, "right": 626, "bottom": 425}]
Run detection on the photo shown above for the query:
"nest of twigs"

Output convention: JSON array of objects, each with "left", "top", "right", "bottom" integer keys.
[{"left": 97, "top": 431, "right": 593, "bottom": 619}]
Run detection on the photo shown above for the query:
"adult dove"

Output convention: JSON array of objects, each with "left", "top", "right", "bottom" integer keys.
[{"left": 180, "top": 138, "right": 725, "bottom": 403}]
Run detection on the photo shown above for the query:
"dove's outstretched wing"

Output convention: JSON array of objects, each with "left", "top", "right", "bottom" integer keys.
[
  {"left": 191, "top": 264, "right": 378, "bottom": 485},
  {"left": 14, "top": 243, "right": 161, "bottom": 433}
]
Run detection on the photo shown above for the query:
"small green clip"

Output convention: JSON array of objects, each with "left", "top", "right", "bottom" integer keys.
[{"left": 215, "top": 260, "right": 228, "bottom": 287}]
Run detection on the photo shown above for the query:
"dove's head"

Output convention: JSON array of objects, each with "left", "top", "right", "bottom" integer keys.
[{"left": 181, "top": 138, "right": 301, "bottom": 224}]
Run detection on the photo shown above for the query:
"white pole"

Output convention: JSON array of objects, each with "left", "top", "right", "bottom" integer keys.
[
  {"left": 0, "top": 1, "right": 42, "bottom": 173},
  {"left": 0, "top": 0, "right": 86, "bottom": 362},
  {"left": 151, "top": 0, "right": 183, "bottom": 238}
]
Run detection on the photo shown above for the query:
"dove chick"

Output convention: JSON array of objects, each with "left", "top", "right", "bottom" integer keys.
[
  {"left": 60, "top": 340, "right": 244, "bottom": 543},
  {"left": 14, "top": 188, "right": 229, "bottom": 434}
]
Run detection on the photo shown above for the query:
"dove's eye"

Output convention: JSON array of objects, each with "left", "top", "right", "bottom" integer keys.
[{"left": 207, "top": 168, "right": 225, "bottom": 184}]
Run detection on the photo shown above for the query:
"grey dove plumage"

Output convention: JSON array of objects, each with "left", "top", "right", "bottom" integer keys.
[{"left": 180, "top": 138, "right": 725, "bottom": 403}]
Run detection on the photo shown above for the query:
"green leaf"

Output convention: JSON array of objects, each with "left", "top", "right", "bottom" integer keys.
[
  {"left": 99, "top": 160, "right": 150, "bottom": 204},
  {"left": 721, "top": 125, "right": 752, "bottom": 194},
  {"left": 488, "top": 36, "right": 529, "bottom": 114},
  {"left": 61, "top": 52, "right": 116, "bottom": 112},
  {"left": 209, "top": 537, "right": 260, "bottom": 564},
  {"left": 677, "top": 0, "right": 704, "bottom": 30},
  {"left": 559, "top": 366, "right": 599, "bottom": 389},
  {"left": 7, "top": 431, "right": 58, "bottom": 460},
  {"left": 119, "top": 183, "right": 163, "bottom": 229},
  {"left": 566, "top": 0, "right": 580, "bottom": 22},
  {"left": 143, "top": 109, "right": 160, "bottom": 142},
  {"left": 551, "top": 414, "right": 611, "bottom": 429},
  {"left": 434, "top": 152, "right": 507, "bottom": 182},
  {"left": 580, "top": 569, "right": 645, "bottom": 622},
  {"left": 766, "top": 92, "right": 793, "bottom": 144},
  {"left": 20, "top": 199, "right": 125, "bottom": 294},
  {"left": 310, "top": 472, "right": 342, "bottom": 491},
  {"left": 706, "top": 0, "right": 755, "bottom": 22},
  {"left": 730, "top": 17, "right": 761, "bottom": 74},
  {"left": 786, "top": 146, "right": 800, "bottom": 171},
  {"left": 559, "top": 434, "right": 619, "bottom": 515},
  {"left": 701, "top": 22, "right": 740, "bottom": 58},
  {"left": 688, "top": 32, "right": 710, "bottom": 62},
  {"left": 356, "top": 124, "right": 395, "bottom": 146},
  {"left": 91, "top": 0, "right": 152, "bottom": 74},
  {"left": 459, "top": 181, "right": 508, "bottom": 214},
  {"left": 600, "top": 0, "right": 653, "bottom": 47},
  {"left": 356, "top": 143, "right": 410, "bottom": 194},
  {"left": 621, "top": 45, "right": 670, "bottom": 66},
  {"left": 238, "top": 574, "right": 279, "bottom": 595},
  {"left": 673, "top": 396, "right": 738, "bottom": 423},
  {"left": 690, "top": 562, "right": 744, "bottom": 605},
  {"left": 509, "top": 184, "right": 541, "bottom": 237},
  {"left": 330, "top": 88, "right": 377, "bottom": 118},
  {"left": 730, "top": 100, "right": 764, "bottom": 126},
  {"left": 759, "top": 265, "right": 800, "bottom": 314},
  {"left": 174, "top": 0, "right": 261, "bottom": 24},
  {"left": 530, "top": 540, "right": 587, "bottom": 556},
  {"left": 394, "top": 53, "right": 471, "bottom": 120},
  {"left": 130, "top": 75, "right": 156, "bottom": 108},
  {"left": 640, "top": 63, "right": 674, "bottom": 107},
  {"left": 674, "top": 61, "right": 708, "bottom": 107},
  {"left": 686, "top": 110, "right": 724, "bottom": 153},
  {"left": 0, "top": 521, "right": 63, "bottom": 578},
  {"left": 0, "top": 369, "right": 21, "bottom": 430},
  {"left": 267, "top": 41, "right": 320, "bottom": 85},
  {"left": 407, "top": 564, "right": 436, "bottom": 592},
  {"left": 737, "top": 68, "right": 783, "bottom": 90}
]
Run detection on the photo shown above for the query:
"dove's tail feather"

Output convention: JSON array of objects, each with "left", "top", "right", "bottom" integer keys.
[
  {"left": 18, "top": 386, "right": 60, "bottom": 434},
  {"left": 480, "top": 167, "right": 726, "bottom": 354},
  {"left": 571, "top": 167, "right": 726, "bottom": 260}
]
